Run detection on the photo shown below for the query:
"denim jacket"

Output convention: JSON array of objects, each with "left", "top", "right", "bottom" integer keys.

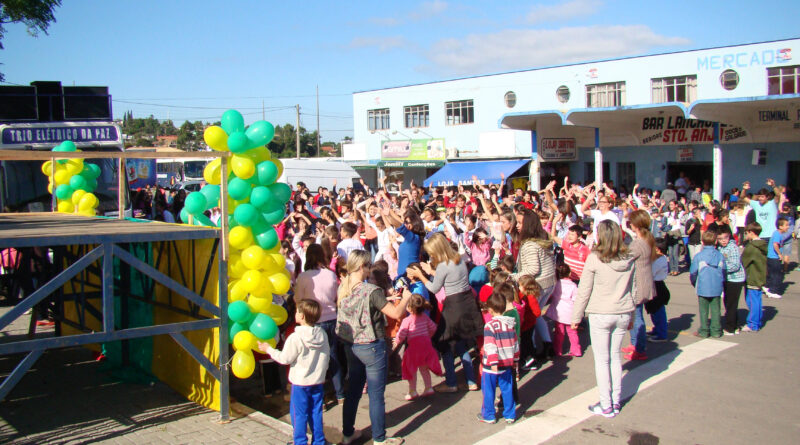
[{"left": 689, "top": 246, "right": 725, "bottom": 297}]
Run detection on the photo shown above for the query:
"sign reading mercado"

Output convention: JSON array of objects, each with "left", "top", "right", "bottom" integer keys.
[{"left": 380, "top": 138, "right": 446, "bottom": 167}]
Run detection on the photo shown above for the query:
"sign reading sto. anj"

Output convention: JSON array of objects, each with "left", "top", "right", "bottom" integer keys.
[{"left": 640, "top": 116, "right": 748, "bottom": 145}]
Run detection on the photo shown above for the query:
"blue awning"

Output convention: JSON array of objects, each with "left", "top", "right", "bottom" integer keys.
[{"left": 423, "top": 159, "right": 530, "bottom": 187}]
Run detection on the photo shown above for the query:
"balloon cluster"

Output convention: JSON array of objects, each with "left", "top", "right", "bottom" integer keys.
[
  {"left": 182, "top": 110, "right": 294, "bottom": 379},
  {"left": 41, "top": 140, "right": 102, "bottom": 216}
]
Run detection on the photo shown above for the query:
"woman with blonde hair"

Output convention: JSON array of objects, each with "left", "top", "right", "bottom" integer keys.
[
  {"left": 336, "top": 250, "right": 411, "bottom": 445},
  {"left": 407, "top": 233, "right": 483, "bottom": 392},
  {"left": 622, "top": 209, "right": 656, "bottom": 361},
  {"left": 571, "top": 220, "right": 636, "bottom": 418}
]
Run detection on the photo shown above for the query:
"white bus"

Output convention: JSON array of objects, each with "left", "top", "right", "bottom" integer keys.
[{"left": 156, "top": 157, "right": 209, "bottom": 187}]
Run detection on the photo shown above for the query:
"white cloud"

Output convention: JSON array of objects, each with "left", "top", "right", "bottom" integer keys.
[
  {"left": 349, "top": 36, "right": 408, "bottom": 52},
  {"left": 367, "top": 17, "right": 401, "bottom": 26},
  {"left": 425, "top": 25, "right": 691, "bottom": 76},
  {"left": 363, "top": 1, "right": 448, "bottom": 26},
  {"left": 526, "top": 0, "right": 602, "bottom": 24}
]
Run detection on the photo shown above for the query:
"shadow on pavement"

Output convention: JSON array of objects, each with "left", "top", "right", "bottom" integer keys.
[
  {"left": 667, "top": 313, "right": 694, "bottom": 334},
  {"left": 0, "top": 348, "right": 209, "bottom": 445}
]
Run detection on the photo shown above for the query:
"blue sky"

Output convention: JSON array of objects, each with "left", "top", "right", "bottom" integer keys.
[{"left": 1, "top": 0, "right": 797, "bottom": 142}]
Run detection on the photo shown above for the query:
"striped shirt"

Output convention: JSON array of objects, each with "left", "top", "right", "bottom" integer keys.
[
  {"left": 396, "top": 313, "right": 437, "bottom": 343},
  {"left": 482, "top": 315, "right": 519, "bottom": 373}
]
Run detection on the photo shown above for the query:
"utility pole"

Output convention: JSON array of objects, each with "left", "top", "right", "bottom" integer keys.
[
  {"left": 296, "top": 104, "right": 301, "bottom": 159},
  {"left": 316, "top": 85, "right": 320, "bottom": 157},
  {"left": 262, "top": 100, "right": 265, "bottom": 120}
]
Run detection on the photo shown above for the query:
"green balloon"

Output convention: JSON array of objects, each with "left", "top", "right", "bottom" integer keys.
[
  {"left": 221, "top": 110, "right": 245, "bottom": 135},
  {"left": 61, "top": 141, "right": 77, "bottom": 152},
  {"left": 228, "top": 300, "right": 252, "bottom": 324},
  {"left": 233, "top": 203, "right": 259, "bottom": 227},
  {"left": 245, "top": 121, "right": 275, "bottom": 148},
  {"left": 200, "top": 184, "right": 221, "bottom": 210},
  {"left": 69, "top": 175, "right": 87, "bottom": 191},
  {"left": 184, "top": 192, "right": 207, "bottom": 215},
  {"left": 256, "top": 161, "right": 279, "bottom": 186},
  {"left": 192, "top": 214, "right": 214, "bottom": 227},
  {"left": 249, "top": 313, "right": 278, "bottom": 340},
  {"left": 228, "top": 214, "right": 239, "bottom": 229},
  {"left": 83, "top": 163, "right": 102, "bottom": 180},
  {"left": 55, "top": 184, "right": 74, "bottom": 200},
  {"left": 85, "top": 178, "right": 98, "bottom": 193},
  {"left": 249, "top": 186, "right": 272, "bottom": 210},
  {"left": 228, "top": 177, "right": 251, "bottom": 201},
  {"left": 229, "top": 322, "right": 247, "bottom": 344},
  {"left": 227, "top": 131, "right": 249, "bottom": 154},
  {"left": 255, "top": 227, "right": 279, "bottom": 250},
  {"left": 268, "top": 182, "right": 291, "bottom": 203},
  {"left": 262, "top": 208, "right": 285, "bottom": 226}
]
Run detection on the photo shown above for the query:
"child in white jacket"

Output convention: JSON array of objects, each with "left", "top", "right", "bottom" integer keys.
[{"left": 259, "top": 299, "right": 330, "bottom": 445}]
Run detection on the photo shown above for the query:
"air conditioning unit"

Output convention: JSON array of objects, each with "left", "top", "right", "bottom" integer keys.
[
  {"left": 751, "top": 149, "right": 766, "bottom": 165},
  {"left": 446, "top": 146, "right": 458, "bottom": 158}
]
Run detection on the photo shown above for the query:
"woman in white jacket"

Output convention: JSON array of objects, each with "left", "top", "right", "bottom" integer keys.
[{"left": 571, "top": 220, "right": 637, "bottom": 419}]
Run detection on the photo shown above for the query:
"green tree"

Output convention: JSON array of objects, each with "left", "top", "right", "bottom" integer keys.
[{"left": 0, "top": 0, "right": 62, "bottom": 81}]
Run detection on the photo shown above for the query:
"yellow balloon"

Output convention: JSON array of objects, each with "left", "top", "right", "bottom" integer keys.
[
  {"left": 204, "top": 158, "right": 222, "bottom": 185},
  {"left": 248, "top": 296, "right": 272, "bottom": 313},
  {"left": 229, "top": 226, "right": 254, "bottom": 250},
  {"left": 267, "top": 304, "right": 289, "bottom": 325},
  {"left": 229, "top": 281, "right": 248, "bottom": 302},
  {"left": 64, "top": 158, "right": 84, "bottom": 176},
  {"left": 231, "top": 155, "right": 256, "bottom": 180},
  {"left": 241, "top": 245, "right": 265, "bottom": 270},
  {"left": 265, "top": 337, "right": 277, "bottom": 348},
  {"left": 204, "top": 126, "right": 229, "bottom": 152},
  {"left": 231, "top": 350, "right": 256, "bottom": 379},
  {"left": 272, "top": 158, "right": 283, "bottom": 179},
  {"left": 71, "top": 189, "right": 87, "bottom": 205},
  {"left": 78, "top": 193, "right": 99, "bottom": 211},
  {"left": 268, "top": 253, "right": 286, "bottom": 270},
  {"left": 246, "top": 146, "right": 271, "bottom": 163},
  {"left": 41, "top": 160, "right": 54, "bottom": 176},
  {"left": 269, "top": 272, "right": 291, "bottom": 295},
  {"left": 257, "top": 272, "right": 275, "bottom": 295},
  {"left": 261, "top": 254, "right": 277, "bottom": 272},
  {"left": 54, "top": 169, "right": 71, "bottom": 185},
  {"left": 47, "top": 182, "right": 53, "bottom": 194},
  {"left": 233, "top": 330, "right": 258, "bottom": 351},
  {"left": 57, "top": 200, "right": 74, "bottom": 213},
  {"left": 240, "top": 269, "right": 262, "bottom": 293},
  {"left": 78, "top": 209, "right": 96, "bottom": 217}
]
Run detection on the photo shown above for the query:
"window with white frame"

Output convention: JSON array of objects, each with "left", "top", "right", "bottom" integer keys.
[
  {"left": 767, "top": 65, "right": 800, "bottom": 95},
  {"left": 404, "top": 104, "right": 429, "bottom": 128},
  {"left": 367, "top": 108, "right": 390, "bottom": 131},
  {"left": 586, "top": 82, "right": 626, "bottom": 108},
  {"left": 651, "top": 75, "right": 697, "bottom": 103},
  {"left": 445, "top": 99, "right": 474, "bottom": 125}
]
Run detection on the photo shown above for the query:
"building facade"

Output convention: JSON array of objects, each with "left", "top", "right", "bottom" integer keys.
[{"left": 347, "top": 38, "right": 800, "bottom": 199}]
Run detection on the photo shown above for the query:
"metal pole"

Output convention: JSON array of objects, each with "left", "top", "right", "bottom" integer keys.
[
  {"left": 51, "top": 156, "right": 57, "bottom": 212},
  {"left": 529, "top": 130, "right": 540, "bottom": 191},
  {"left": 218, "top": 153, "right": 230, "bottom": 421},
  {"left": 118, "top": 157, "right": 125, "bottom": 219},
  {"left": 713, "top": 122, "right": 722, "bottom": 202},
  {"left": 594, "top": 128, "right": 603, "bottom": 185},
  {"left": 296, "top": 104, "right": 301, "bottom": 159},
  {"left": 316, "top": 85, "right": 320, "bottom": 157}
]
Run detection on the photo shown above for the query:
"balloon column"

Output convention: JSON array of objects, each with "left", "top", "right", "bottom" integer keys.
[
  {"left": 41, "top": 140, "right": 102, "bottom": 216},
  {"left": 182, "top": 110, "right": 292, "bottom": 379}
]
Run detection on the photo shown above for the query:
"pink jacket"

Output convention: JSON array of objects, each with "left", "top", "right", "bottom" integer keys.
[{"left": 545, "top": 278, "right": 578, "bottom": 325}]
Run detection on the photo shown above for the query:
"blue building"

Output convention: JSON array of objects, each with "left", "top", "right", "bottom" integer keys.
[{"left": 347, "top": 38, "right": 800, "bottom": 200}]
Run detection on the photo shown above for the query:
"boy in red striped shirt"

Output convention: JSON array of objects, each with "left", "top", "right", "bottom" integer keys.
[{"left": 477, "top": 291, "right": 519, "bottom": 424}]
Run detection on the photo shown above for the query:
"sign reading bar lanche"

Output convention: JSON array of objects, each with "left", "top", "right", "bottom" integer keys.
[{"left": 540, "top": 138, "right": 577, "bottom": 161}]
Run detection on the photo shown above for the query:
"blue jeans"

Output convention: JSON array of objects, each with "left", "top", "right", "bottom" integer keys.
[
  {"left": 533, "top": 285, "right": 554, "bottom": 347},
  {"left": 649, "top": 306, "right": 668, "bottom": 340},
  {"left": 290, "top": 384, "right": 326, "bottom": 445},
  {"left": 441, "top": 339, "right": 476, "bottom": 388},
  {"left": 317, "top": 320, "right": 344, "bottom": 399},
  {"left": 342, "top": 339, "right": 388, "bottom": 442},
  {"left": 745, "top": 288, "right": 762, "bottom": 331},
  {"left": 481, "top": 368, "right": 515, "bottom": 421},
  {"left": 629, "top": 304, "right": 646, "bottom": 353},
  {"left": 667, "top": 243, "right": 681, "bottom": 272}
]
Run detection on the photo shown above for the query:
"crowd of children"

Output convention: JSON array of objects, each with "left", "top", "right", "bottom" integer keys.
[{"left": 243, "top": 174, "right": 795, "bottom": 444}]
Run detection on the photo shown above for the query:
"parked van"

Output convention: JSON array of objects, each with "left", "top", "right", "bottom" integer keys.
[{"left": 278, "top": 158, "right": 362, "bottom": 192}]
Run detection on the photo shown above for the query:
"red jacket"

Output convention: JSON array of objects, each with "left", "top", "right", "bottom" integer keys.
[{"left": 519, "top": 291, "right": 542, "bottom": 332}]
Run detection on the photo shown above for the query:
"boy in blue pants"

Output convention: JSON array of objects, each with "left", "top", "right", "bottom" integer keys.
[
  {"left": 741, "top": 222, "right": 768, "bottom": 332},
  {"left": 690, "top": 230, "right": 725, "bottom": 338},
  {"left": 478, "top": 291, "right": 519, "bottom": 425},
  {"left": 259, "top": 299, "right": 330, "bottom": 445}
]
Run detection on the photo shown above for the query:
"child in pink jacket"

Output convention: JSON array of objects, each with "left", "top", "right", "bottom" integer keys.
[{"left": 545, "top": 264, "right": 582, "bottom": 357}]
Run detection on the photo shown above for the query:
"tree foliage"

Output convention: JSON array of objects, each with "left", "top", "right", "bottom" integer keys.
[{"left": 0, "top": 0, "right": 62, "bottom": 81}]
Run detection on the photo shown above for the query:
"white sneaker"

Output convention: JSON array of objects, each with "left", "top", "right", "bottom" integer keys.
[
  {"left": 374, "top": 438, "right": 405, "bottom": 445},
  {"left": 764, "top": 289, "right": 783, "bottom": 299},
  {"left": 342, "top": 429, "right": 362, "bottom": 445}
]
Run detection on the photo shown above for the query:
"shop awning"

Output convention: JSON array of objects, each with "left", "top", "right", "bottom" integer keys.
[{"left": 423, "top": 159, "right": 529, "bottom": 187}]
